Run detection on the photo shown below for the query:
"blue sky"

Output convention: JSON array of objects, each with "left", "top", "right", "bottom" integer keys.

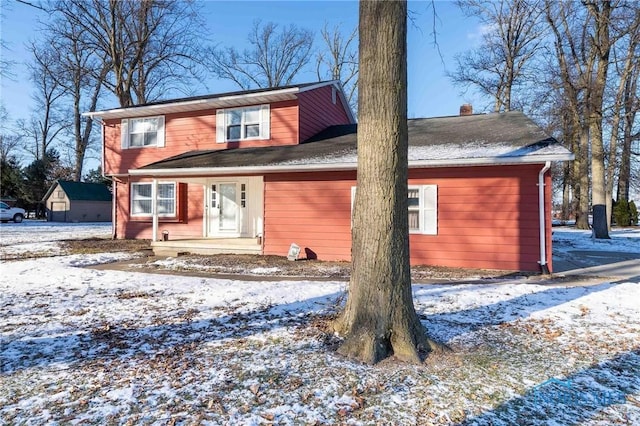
[{"left": 1, "top": 0, "right": 486, "bottom": 128}]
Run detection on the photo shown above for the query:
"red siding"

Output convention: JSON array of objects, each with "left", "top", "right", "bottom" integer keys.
[
  {"left": 298, "top": 85, "right": 352, "bottom": 142},
  {"left": 104, "top": 100, "right": 299, "bottom": 175},
  {"left": 263, "top": 164, "right": 551, "bottom": 272},
  {"left": 263, "top": 171, "right": 356, "bottom": 260},
  {"left": 114, "top": 178, "right": 204, "bottom": 240}
]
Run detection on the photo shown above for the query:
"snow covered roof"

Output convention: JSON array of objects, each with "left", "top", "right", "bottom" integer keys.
[{"left": 132, "top": 111, "right": 573, "bottom": 176}]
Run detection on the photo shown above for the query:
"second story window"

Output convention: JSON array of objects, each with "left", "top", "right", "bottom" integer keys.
[
  {"left": 121, "top": 116, "right": 165, "bottom": 149},
  {"left": 216, "top": 105, "right": 270, "bottom": 143}
]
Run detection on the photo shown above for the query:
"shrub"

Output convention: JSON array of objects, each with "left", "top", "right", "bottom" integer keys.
[
  {"left": 612, "top": 199, "right": 639, "bottom": 226},
  {"left": 612, "top": 199, "right": 630, "bottom": 226},
  {"left": 630, "top": 201, "right": 638, "bottom": 225}
]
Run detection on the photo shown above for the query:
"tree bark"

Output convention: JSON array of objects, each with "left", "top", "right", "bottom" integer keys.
[
  {"left": 617, "top": 22, "right": 640, "bottom": 204},
  {"left": 576, "top": 124, "right": 591, "bottom": 230},
  {"left": 332, "top": 0, "right": 442, "bottom": 365},
  {"left": 586, "top": 0, "right": 611, "bottom": 239}
]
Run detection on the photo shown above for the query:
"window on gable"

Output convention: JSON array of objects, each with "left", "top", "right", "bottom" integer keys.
[
  {"left": 216, "top": 105, "right": 270, "bottom": 142},
  {"left": 131, "top": 182, "right": 176, "bottom": 217},
  {"left": 121, "top": 116, "right": 165, "bottom": 149},
  {"left": 351, "top": 184, "right": 438, "bottom": 235}
]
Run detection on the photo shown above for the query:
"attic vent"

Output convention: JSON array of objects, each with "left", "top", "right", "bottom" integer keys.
[{"left": 460, "top": 104, "right": 473, "bottom": 116}]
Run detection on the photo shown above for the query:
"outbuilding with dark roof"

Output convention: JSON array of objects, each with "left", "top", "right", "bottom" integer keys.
[{"left": 42, "top": 180, "right": 112, "bottom": 223}]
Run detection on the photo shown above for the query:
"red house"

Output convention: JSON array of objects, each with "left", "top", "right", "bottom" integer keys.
[{"left": 86, "top": 81, "right": 573, "bottom": 273}]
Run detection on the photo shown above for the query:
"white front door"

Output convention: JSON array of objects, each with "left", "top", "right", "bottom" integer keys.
[
  {"left": 209, "top": 182, "right": 241, "bottom": 236},
  {"left": 206, "top": 177, "right": 263, "bottom": 238},
  {"left": 219, "top": 183, "right": 239, "bottom": 231}
]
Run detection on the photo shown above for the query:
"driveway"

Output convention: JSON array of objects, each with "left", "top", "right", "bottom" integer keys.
[{"left": 553, "top": 250, "right": 640, "bottom": 283}]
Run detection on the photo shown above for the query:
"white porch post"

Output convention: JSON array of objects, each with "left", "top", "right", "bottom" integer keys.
[{"left": 152, "top": 178, "right": 158, "bottom": 242}]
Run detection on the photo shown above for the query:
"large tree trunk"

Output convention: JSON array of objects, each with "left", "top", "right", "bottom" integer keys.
[
  {"left": 617, "top": 112, "right": 634, "bottom": 203},
  {"left": 587, "top": 0, "right": 611, "bottom": 239},
  {"left": 561, "top": 161, "right": 571, "bottom": 221},
  {"left": 332, "top": 0, "right": 441, "bottom": 365},
  {"left": 591, "top": 119, "right": 610, "bottom": 238},
  {"left": 617, "top": 55, "right": 639, "bottom": 204},
  {"left": 576, "top": 125, "right": 591, "bottom": 230}
]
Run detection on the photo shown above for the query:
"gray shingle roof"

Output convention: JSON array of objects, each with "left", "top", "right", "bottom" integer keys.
[{"left": 137, "top": 111, "right": 572, "bottom": 173}]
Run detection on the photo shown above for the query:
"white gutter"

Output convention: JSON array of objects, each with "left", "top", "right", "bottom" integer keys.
[
  {"left": 538, "top": 161, "right": 551, "bottom": 274},
  {"left": 128, "top": 154, "right": 574, "bottom": 177},
  {"left": 82, "top": 86, "right": 301, "bottom": 119}
]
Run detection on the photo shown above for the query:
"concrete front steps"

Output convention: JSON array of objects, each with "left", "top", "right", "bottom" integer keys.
[{"left": 151, "top": 238, "right": 262, "bottom": 257}]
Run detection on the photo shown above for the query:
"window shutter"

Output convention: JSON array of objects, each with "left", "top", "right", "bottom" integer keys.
[
  {"left": 121, "top": 119, "right": 129, "bottom": 149},
  {"left": 216, "top": 109, "right": 225, "bottom": 143},
  {"left": 156, "top": 116, "right": 165, "bottom": 147},
  {"left": 422, "top": 185, "right": 438, "bottom": 235},
  {"left": 259, "top": 104, "right": 270, "bottom": 139}
]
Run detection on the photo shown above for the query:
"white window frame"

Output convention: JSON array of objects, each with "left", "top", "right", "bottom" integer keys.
[
  {"left": 130, "top": 182, "right": 176, "bottom": 217},
  {"left": 121, "top": 116, "right": 165, "bottom": 149},
  {"left": 216, "top": 105, "right": 270, "bottom": 143},
  {"left": 350, "top": 184, "right": 437, "bottom": 235}
]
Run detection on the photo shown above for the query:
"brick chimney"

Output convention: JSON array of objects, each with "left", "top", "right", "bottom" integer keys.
[{"left": 459, "top": 104, "right": 473, "bottom": 116}]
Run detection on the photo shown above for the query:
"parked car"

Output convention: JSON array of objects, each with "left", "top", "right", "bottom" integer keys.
[{"left": 0, "top": 201, "right": 25, "bottom": 223}]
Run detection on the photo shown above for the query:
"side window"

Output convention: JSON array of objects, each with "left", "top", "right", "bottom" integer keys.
[
  {"left": 350, "top": 185, "right": 437, "bottom": 235},
  {"left": 121, "top": 116, "right": 165, "bottom": 149}
]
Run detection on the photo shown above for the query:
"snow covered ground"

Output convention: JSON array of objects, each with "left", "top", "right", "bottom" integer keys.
[{"left": 1, "top": 222, "right": 639, "bottom": 425}]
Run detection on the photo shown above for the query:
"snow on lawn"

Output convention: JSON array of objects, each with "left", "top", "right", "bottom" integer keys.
[
  {"left": 553, "top": 226, "right": 640, "bottom": 254},
  {"left": 1, "top": 225, "right": 639, "bottom": 425},
  {"left": 0, "top": 221, "right": 112, "bottom": 259}
]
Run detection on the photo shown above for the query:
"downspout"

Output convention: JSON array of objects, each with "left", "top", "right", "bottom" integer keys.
[
  {"left": 99, "top": 120, "right": 118, "bottom": 240},
  {"left": 152, "top": 178, "right": 158, "bottom": 242},
  {"left": 111, "top": 179, "right": 117, "bottom": 239},
  {"left": 538, "top": 161, "right": 551, "bottom": 274}
]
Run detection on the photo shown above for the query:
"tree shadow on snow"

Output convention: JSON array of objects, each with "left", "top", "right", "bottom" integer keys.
[
  {"left": 455, "top": 347, "right": 640, "bottom": 425},
  {"left": 0, "top": 292, "right": 342, "bottom": 375},
  {"left": 416, "top": 281, "right": 623, "bottom": 343}
]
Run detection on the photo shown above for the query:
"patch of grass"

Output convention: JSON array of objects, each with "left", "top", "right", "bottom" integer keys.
[
  {"left": 61, "top": 238, "right": 151, "bottom": 255},
  {"left": 116, "top": 290, "right": 157, "bottom": 300}
]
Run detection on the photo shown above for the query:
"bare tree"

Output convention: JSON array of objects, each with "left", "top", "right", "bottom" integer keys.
[
  {"left": 54, "top": 0, "right": 207, "bottom": 107},
  {"left": 583, "top": 1, "right": 614, "bottom": 239},
  {"left": 615, "top": 6, "right": 640, "bottom": 205},
  {"left": 333, "top": 0, "right": 443, "bottom": 364},
  {"left": 605, "top": 6, "right": 640, "bottom": 227},
  {"left": 450, "top": 0, "right": 544, "bottom": 112},
  {"left": 19, "top": 43, "right": 69, "bottom": 163},
  {"left": 207, "top": 20, "right": 314, "bottom": 89},
  {"left": 316, "top": 23, "right": 359, "bottom": 109},
  {"left": 0, "top": 107, "right": 20, "bottom": 162},
  {"left": 544, "top": 0, "right": 593, "bottom": 229},
  {"left": 0, "top": 36, "right": 16, "bottom": 80},
  {"left": 0, "top": 134, "right": 22, "bottom": 164},
  {"left": 44, "top": 13, "right": 109, "bottom": 181}
]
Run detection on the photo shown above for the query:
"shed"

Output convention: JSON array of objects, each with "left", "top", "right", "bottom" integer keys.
[{"left": 43, "top": 180, "right": 112, "bottom": 222}]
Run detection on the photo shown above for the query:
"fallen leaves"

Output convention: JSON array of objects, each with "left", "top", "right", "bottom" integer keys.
[{"left": 3, "top": 267, "right": 639, "bottom": 426}]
